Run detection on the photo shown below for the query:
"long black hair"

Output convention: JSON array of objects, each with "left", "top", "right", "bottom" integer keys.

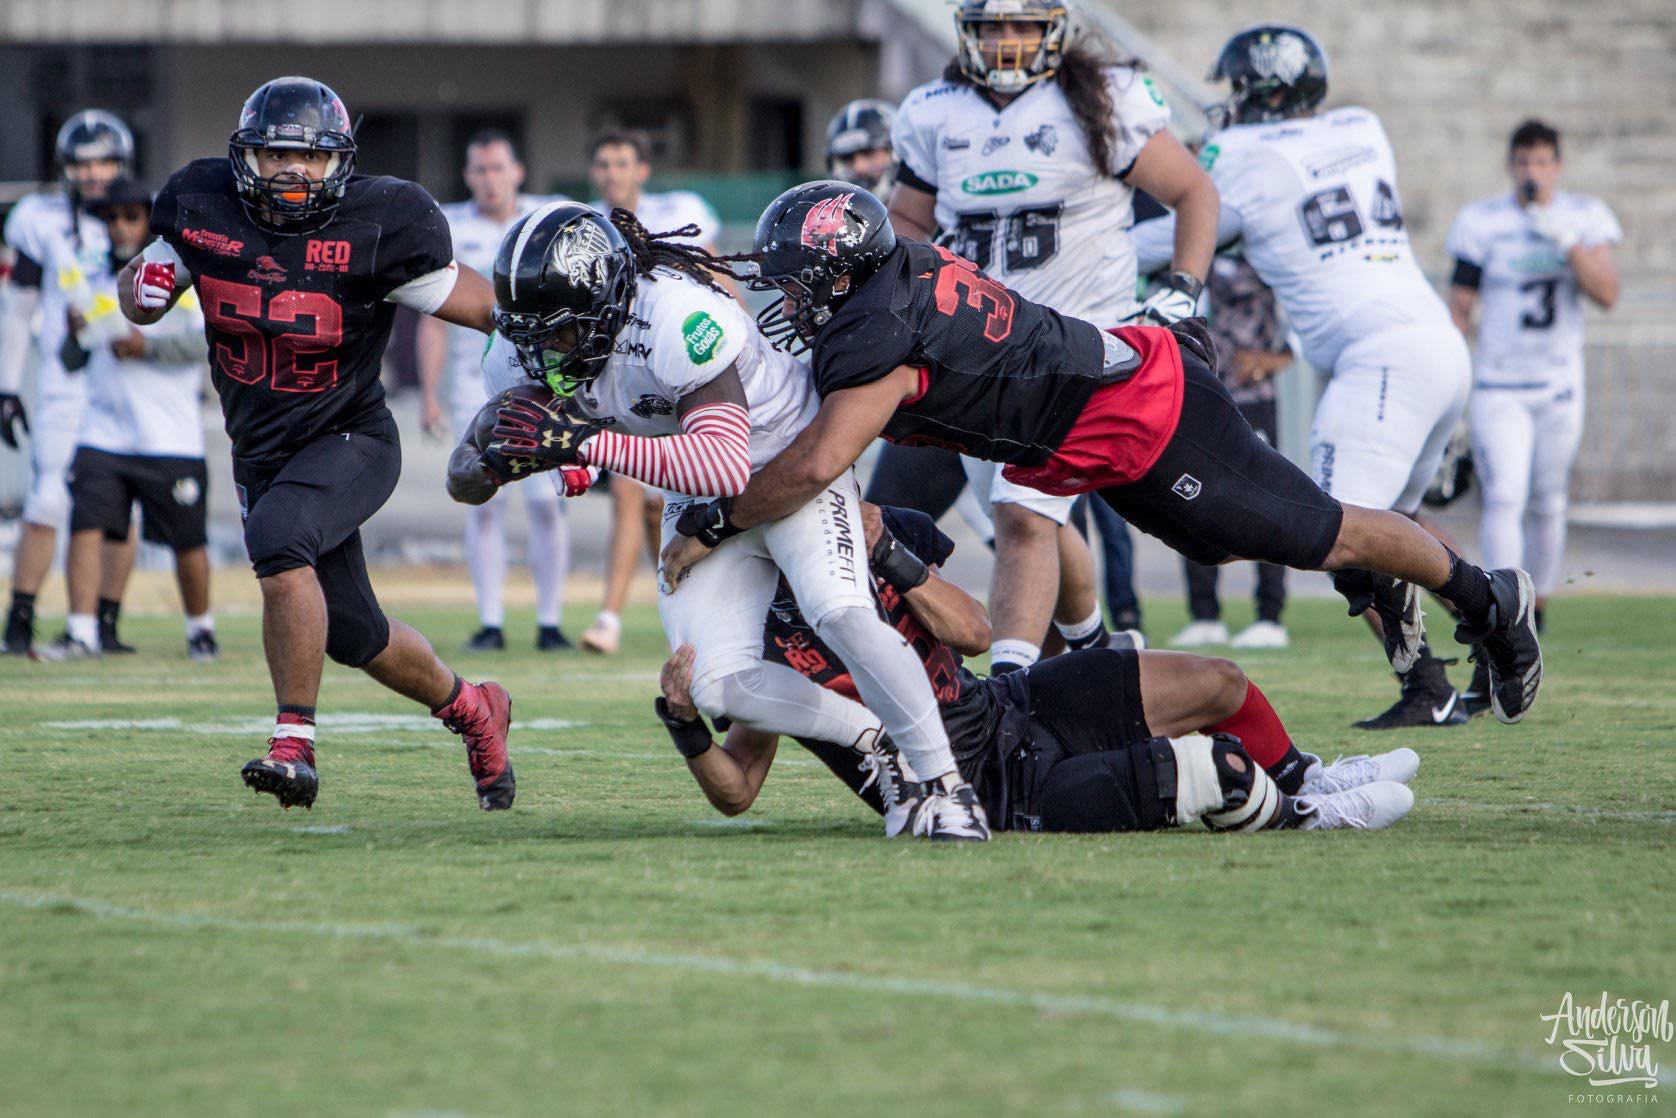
[
  {"left": 606, "top": 207, "right": 752, "bottom": 294},
  {"left": 942, "top": 34, "right": 1137, "bottom": 178}
]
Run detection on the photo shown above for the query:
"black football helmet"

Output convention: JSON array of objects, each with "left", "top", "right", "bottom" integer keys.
[
  {"left": 749, "top": 181, "right": 897, "bottom": 352},
  {"left": 55, "top": 110, "right": 134, "bottom": 206},
  {"left": 955, "top": 1, "right": 1070, "bottom": 95},
  {"left": 229, "top": 76, "right": 357, "bottom": 223},
  {"left": 492, "top": 202, "right": 637, "bottom": 397},
  {"left": 825, "top": 99, "right": 897, "bottom": 192},
  {"left": 1209, "top": 25, "right": 1329, "bottom": 125}
]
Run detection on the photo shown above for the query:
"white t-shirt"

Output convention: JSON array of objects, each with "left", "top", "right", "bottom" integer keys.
[
  {"left": 1133, "top": 107, "right": 1454, "bottom": 372},
  {"left": 1446, "top": 190, "right": 1620, "bottom": 384},
  {"left": 440, "top": 194, "right": 557, "bottom": 416},
  {"left": 892, "top": 67, "right": 1171, "bottom": 327},
  {"left": 3, "top": 191, "right": 109, "bottom": 402},
  {"left": 483, "top": 266, "right": 818, "bottom": 496},
  {"left": 77, "top": 280, "right": 207, "bottom": 459},
  {"left": 590, "top": 191, "right": 721, "bottom": 248}
]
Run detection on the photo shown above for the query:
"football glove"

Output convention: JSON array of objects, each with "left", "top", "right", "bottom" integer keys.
[
  {"left": 1166, "top": 316, "right": 1219, "bottom": 377},
  {"left": 869, "top": 524, "right": 929, "bottom": 593},
  {"left": 1526, "top": 203, "right": 1582, "bottom": 254},
  {"left": 478, "top": 444, "right": 543, "bottom": 487},
  {"left": 489, "top": 395, "right": 614, "bottom": 468},
  {"left": 0, "top": 393, "right": 28, "bottom": 449},
  {"left": 132, "top": 261, "right": 176, "bottom": 312},
  {"left": 674, "top": 497, "right": 745, "bottom": 548},
  {"left": 1131, "top": 270, "right": 1204, "bottom": 326}
]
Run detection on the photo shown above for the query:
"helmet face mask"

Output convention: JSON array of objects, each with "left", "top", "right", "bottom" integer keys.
[
  {"left": 1209, "top": 25, "right": 1329, "bottom": 125},
  {"left": 750, "top": 181, "right": 897, "bottom": 354},
  {"left": 229, "top": 77, "right": 357, "bottom": 225},
  {"left": 55, "top": 110, "right": 134, "bottom": 206},
  {"left": 955, "top": 1, "right": 1070, "bottom": 96},
  {"left": 825, "top": 99, "right": 897, "bottom": 193}
]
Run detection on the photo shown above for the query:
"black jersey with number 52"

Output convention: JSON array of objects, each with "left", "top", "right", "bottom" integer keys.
[
  {"left": 810, "top": 238, "right": 1109, "bottom": 467},
  {"left": 150, "top": 158, "right": 453, "bottom": 466}
]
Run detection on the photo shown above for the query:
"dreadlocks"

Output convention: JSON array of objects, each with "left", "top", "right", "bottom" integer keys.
[{"left": 607, "top": 207, "right": 754, "bottom": 294}]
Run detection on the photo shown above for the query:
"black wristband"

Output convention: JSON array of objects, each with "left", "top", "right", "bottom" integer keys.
[
  {"left": 656, "top": 697, "right": 713, "bottom": 759},
  {"left": 1162, "top": 270, "right": 1204, "bottom": 300},
  {"left": 870, "top": 532, "right": 929, "bottom": 593},
  {"left": 675, "top": 498, "right": 744, "bottom": 548}
]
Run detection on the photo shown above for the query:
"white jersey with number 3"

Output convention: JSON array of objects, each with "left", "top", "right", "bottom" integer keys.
[
  {"left": 891, "top": 66, "right": 1171, "bottom": 327},
  {"left": 482, "top": 267, "right": 818, "bottom": 490},
  {"left": 1446, "top": 191, "right": 1620, "bottom": 386}
]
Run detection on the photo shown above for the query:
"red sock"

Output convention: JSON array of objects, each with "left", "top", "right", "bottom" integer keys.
[
  {"left": 1209, "top": 682, "right": 1307, "bottom": 792},
  {"left": 272, "top": 711, "right": 317, "bottom": 766}
]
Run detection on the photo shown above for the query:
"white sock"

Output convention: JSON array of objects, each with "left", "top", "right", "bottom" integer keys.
[
  {"left": 186, "top": 613, "right": 215, "bottom": 636},
  {"left": 1054, "top": 605, "right": 1105, "bottom": 644},
  {"left": 526, "top": 499, "right": 569, "bottom": 628},
  {"left": 812, "top": 605, "right": 959, "bottom": 781},
  {"left": 466, "top": 502, "right": 507, "bottom": 628},
  {"left": 1478, "top": 496, "right": 1523, "bottom": 574},
  {"left": 692, "top": 661, "right": 884, "bottom": 749},
  {"left": 1525, "top": 494, "right": 1567, "bottom": 598},
  {"left": 67, "top": 612, "right": 98, "bottom": 648},
  {"left": 989, "top": 638, "right": 1040, "bottom": 671},
  {"left": 593, "top": 610, "right": 621, "bottom": 633}
]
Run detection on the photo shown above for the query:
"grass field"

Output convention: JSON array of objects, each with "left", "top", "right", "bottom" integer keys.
[{"left": 1, "top": 583, "right": 1672, "bottom": 1117}]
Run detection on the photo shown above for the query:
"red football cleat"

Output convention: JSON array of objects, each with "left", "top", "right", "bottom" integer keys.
[
  {"left": 241, "top": 736, "right": 319, "bottom": 810},
  {"left": 437, "top": 681, "right": 515, "bottom": 810}
]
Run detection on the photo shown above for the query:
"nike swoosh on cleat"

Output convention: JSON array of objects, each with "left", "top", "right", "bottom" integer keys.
[{"left": 1431, "top": 694, "right": 1458, "bottom": 723}]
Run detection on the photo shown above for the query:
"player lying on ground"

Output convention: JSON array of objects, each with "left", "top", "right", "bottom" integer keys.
[
  {"left": 656, "top": 503, "right": 1417, "bottom": 834},
  {"left": 660, "top": 183, "right": 1544, "bottom": 748},
  {"left": 120, "top": 76, "right": 515, "bottom": 812},
  {"left": 445, "top": 202, "right": 990, "bottom": 839}
]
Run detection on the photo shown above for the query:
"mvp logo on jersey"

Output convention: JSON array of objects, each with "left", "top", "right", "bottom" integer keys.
[
  {"left": 682, "top": 311, "right": 725, "bottom": 364},
  {"left": 960, "top": 171, "right": 1038, "bottom": 196}
]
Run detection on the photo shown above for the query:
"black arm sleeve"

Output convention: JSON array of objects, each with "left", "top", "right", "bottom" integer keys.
[
  {"left": 1450, "top": 257, "right": 1483, "bottom": 290},
  {"left": 8, "top": 251, "right": 42, "bottom": 289},
  {"left": 895, "top": 161, "right": 937, "bottom": 196}
]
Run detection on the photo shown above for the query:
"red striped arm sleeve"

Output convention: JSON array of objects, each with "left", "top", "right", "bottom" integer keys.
[{"left": 579, "top": 401, "right": 751, "bottom": 497}]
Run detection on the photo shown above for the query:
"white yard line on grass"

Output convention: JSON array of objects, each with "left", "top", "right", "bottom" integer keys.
[
  {"left": 0, "top": 889, "right": 1559, "bottom": 1078},
  {"left": 1420, "top": 797, "right": 1676, "bottom": 823}
]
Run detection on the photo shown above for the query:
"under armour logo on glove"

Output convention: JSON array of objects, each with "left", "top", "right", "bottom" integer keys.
[
  {"left": 478, "top": 444, "right": 541, "bottom": 487},
  {"left": 489, "top": 396, "right": 614, "bottom": 468},
  {"left": 133, "top": 261, "right": 176, "bottom": 311}
]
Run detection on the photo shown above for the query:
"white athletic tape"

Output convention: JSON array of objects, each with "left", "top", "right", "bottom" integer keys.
[{"left": 0, "top": 889, "right": 1561, "bottom": 1076}]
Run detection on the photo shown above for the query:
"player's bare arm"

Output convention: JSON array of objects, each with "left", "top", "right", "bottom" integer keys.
[
  {"left": 660, "top": 643, "right": 780, "bottom": 815},
  {"left": 1124, "top": 130, "right": 1218, "bottom": 282},
  {"left": 859, "top": 501, "right": 991, "bottom": 656},
  {"left": 415, "top": 314, "right": 450, "bottom": 437},
  {"left": 885, "top": 182, "right": 938, "bottom": 241},
  {"left": 429, "top": 262, "right": 496, "bottom": 333},
  {"left": 1569, "top": 241, "right": 1620, "bottom": 310},
  {"left": 1446, "top": 284, "right": 1479, "bottom": 338}
]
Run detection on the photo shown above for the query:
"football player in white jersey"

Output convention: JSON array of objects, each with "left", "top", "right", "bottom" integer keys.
[
  {"left": 826, "top": 99, "right": 898, "bottom": 195},
  {"left": 447, "top": 204, "right": 992, "bottom": 839},
  {"left": 580, "top": 130, "right": 730, "bottom": 656},
  {"left": 1445, "top": 119, "right": 1619, "bottom": 703},
  {"left": 38, "top": 179, "right": 217, "bottom": 661},
  {"left": 2, "top": 110, "right": 141, "bottom": 656},
  {"left": 1134, "top": 24, "right": 1483, "bottom": 731},
  {"left": 417, "top": 132, "right": 573, "bottom": 653},
  {"left": 887, "top": 0, "right": 1218, "bottom": 675}
]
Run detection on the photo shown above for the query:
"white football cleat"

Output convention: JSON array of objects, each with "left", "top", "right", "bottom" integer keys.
[
  {"left": 858, "top": 739, "right": 919, "bottom": 838},
  {"left": 1299, "top": 748, "right": 1420, "bottom": 797},
  {"left": 1172, "top": 619, "right": 1229, "bottom": 647},
  {"left": 895, "top": 777, "right": 991, "bottom": 841},
  {"left": 1230, "top": 620, "right": 1289, "bottom": 649},
  {"left": 1298, "top": 781, "right": 1415, "bottom": 831},
  {"left": 1105, "top": 628, "right": 1147, "bottom": 651},
  {"left": 580, "top": 613, "right": 621, "bottom": 655}
]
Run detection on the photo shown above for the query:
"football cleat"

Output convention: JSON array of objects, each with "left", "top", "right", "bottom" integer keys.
[
  {"left": 535, "top": 625, "right": 573, "bottom": 651},
  {"left": 895, "top": 777, "right": 991, "bottom": 842},
  {"left": 34, "top": 633, "right": 100, "bottom": 661},
  {"left": 580, "top": 614, "right": 620, "bottom": 655},
  {"left": 100, "top": 630, "right": 137, "bottom": 655},
  {"left": 1460, "top": 568, "right": 1542, "bottom": 725},
  {"left": 1299, "top": 748, "right": 1420, "bottom": 797},
  {"left": 241, "top": 737, "right": 319, "bottom": 810},
  {"left": 438, "top": 681, "right": 515, "bottom": 810},
  {"left": 463, "top": 626, "right": 505, "bottom": 652},
  {"left": 1371, "top": 576, "right": 1425, "bottom": 674},
  {"left": 1297, "top": 781, "right": 1415, "bottom": 831},
  {"left": 1104, "top": 628, "right": 1147, "bottom": 651},
  {"left": 1461, "top": 650, "right": 1492, "bottom": 718},
  {"left": 858, "top": 736, "right": 919, "bottom": 838},
  {"left": 187, "top": 630, "right": 220, "bottom": 662},
  {"left": 2, "top": 608, "right": 33, "bottom": 655},
  {"left": 1353, "top": 654, "right": 1468, "bottom": 731},
  {"left": 1230, "top": 620, "right": 1289, "bottom": 649},
  {"left": 1171, "top": 619, "right": 1229, "bottom": 647}
]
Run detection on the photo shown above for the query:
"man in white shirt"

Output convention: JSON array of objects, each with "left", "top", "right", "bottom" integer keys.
[
  {"left": 1445, "top": 119, "right": 1620, "bottom": 712},
  {"left": 581, "top": 130, "right": 728, "bottom": 655},
  {"left": 418, "top": 132, "right": 573, "bottom": 653}
]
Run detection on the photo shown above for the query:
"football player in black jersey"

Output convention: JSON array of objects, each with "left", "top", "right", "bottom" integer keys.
[
  {"left": 120, "top": 76, "right": 514, "bottom": 813},
  {"left": 656, "top": 503, "right": 1418, "bottom": 834},
  {"left": 662, "top": 182, "right": 1545, "bottom": 740}
]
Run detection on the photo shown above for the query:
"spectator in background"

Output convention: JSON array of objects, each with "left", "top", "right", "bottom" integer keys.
[
  {"left": 1171, "top": 253, "right": 1291, "bottom": 650},
  {"left": 418, "top": 131, "right": 573, "bottom": 652},
  {"left": 581, "top": 131, "right": 726, "bottom": 655}
]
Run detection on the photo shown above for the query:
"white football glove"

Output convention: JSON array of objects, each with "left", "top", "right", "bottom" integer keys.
[
  {"left": 1129, "top": 271, "right": 1204, "bottom": 326},
  {"left": 1526, "top": 204, "right": 1582, "bottom": 254},
  {"left": 133, "top": 261, "right": 177, "bottom": 312}
]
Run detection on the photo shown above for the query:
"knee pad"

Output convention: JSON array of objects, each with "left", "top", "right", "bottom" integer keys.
[
  {"left": 324, "top": 601, "right": 390, "bottom": 667},
  {"left": 1331, "top": 568, "right": 1376, "bottom": 617},
  {"left": 1167, "top": 732, "right": 1285, "bottom": 832},
  {"left": 245, "top": 504, "right": 317, "bottom": 578}
]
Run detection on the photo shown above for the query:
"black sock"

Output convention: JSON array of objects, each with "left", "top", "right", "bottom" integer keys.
[
  {"left": 277, "top": 703, "right": 317, "bottom": 723},
  {"left": 7, "top": 590, "right": 36, "bottom": 621},
  {"left": 1437, "top": 551, "right": 1494, "bottom": 631},
  {"left": 97, "top": 597, "right": 122, "bottom": 641},
  {"left": 1064, "top": 620, "right": 1111, "bottom": 652},
  {"left": 431, "top": 675, "right": 464, "bottom": 715},
  {"left": 1268, "top": 744, "right": 1309, "bottom": 795}
]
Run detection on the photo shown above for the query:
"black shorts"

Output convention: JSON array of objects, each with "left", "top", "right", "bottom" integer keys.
[
  {"left": 68, "top": 447, "right": 209, "bottom": 550},
  {"left": 233, "top": 415, "right": 401, "bottom": 667},
  {"left": 862, "top": 442, "right": 969, "bottom": 520},
  {"left": 1098, "top": 357, "right": 1342, "bottom": 568}
]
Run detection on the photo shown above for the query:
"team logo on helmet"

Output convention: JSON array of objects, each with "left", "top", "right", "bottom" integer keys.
[
  {"left": 549, "top": 220, "right": 611, "bottom": 287},
  {"left": 800, "top": 192, "right": 856, "bottom": 256},
  {"left": 1250, "top": 32, "right": 1310, "bottom": 83}
]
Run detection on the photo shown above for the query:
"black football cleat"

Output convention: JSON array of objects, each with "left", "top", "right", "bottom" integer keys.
[
  {"left": 1371, "top": 576, "right": 1425, "bottom": 674},
  {"left": 100, "top": 629, "right": 138, "bottom": 654},
  {"left": 187, "top": 630, "right": 220, "bottom": 662},
  {"left": 1460, "top": 649, "right": 1492, "bottom": 718},
  {"left": 241, "top": 738, "right": 319, "bottom": 810},
  {"left": 1459, "top": 568, "right": 1542, "bottom": 725},
  {"left": 462, "top": 626, "right": 505, "bottom": 652},
  {"left": 535, "top": 625, "right": 573, "bottom": 651},
  {"left": 2, "top": 609, "right": 33, "bottom": 655},
  {"left": 1354, "top": 653, "right": 1468, "bottom": 731}
]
